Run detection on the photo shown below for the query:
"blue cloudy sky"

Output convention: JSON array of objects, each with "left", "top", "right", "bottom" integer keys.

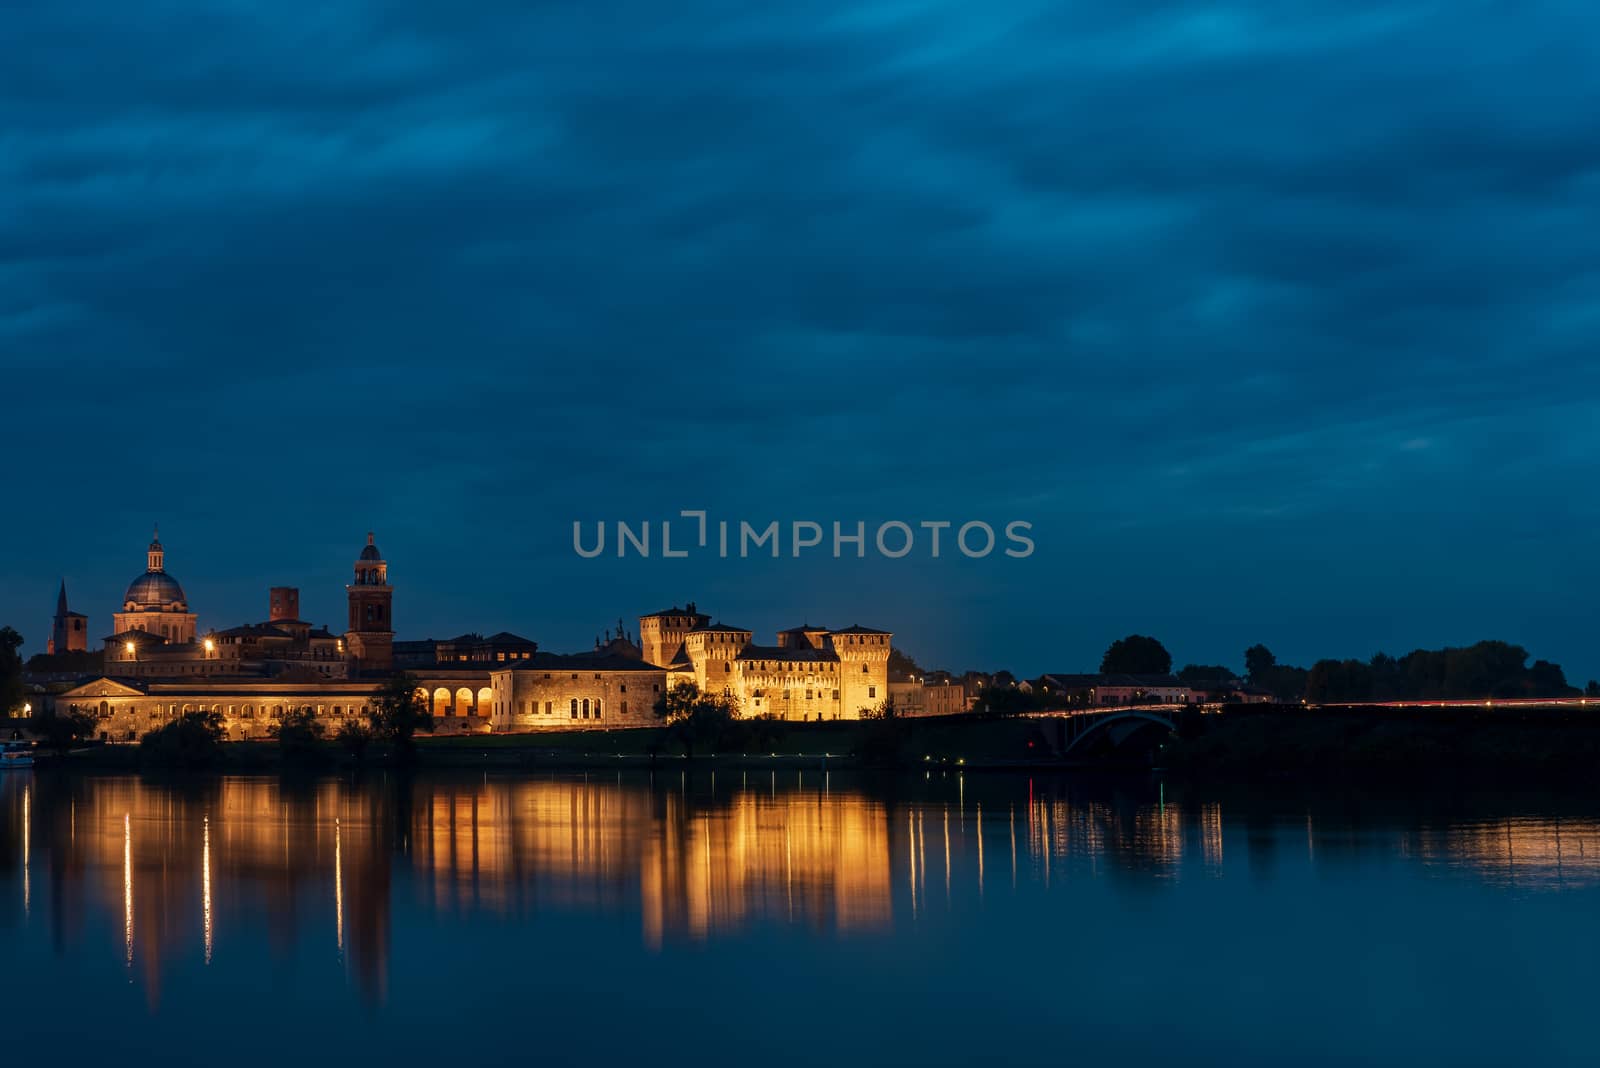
[{"left": 3, "top": 1, "right": 1598, "bottom": 680}]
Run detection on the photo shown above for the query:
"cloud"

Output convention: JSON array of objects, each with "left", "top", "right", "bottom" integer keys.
[{"left": 1, "top": 1, "right": 1597, "bottom": 676}]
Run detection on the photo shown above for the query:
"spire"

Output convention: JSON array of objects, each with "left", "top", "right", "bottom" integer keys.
[
  {"left": 56, "top": 579, "right": 68, "bottom": 617},
  {"left": 147, "top": 527, "right": 165, "bottom": 573}
]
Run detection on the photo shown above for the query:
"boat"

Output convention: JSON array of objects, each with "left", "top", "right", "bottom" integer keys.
[{"left": 0, "top": 741, "right": 34, "bottom": 769}]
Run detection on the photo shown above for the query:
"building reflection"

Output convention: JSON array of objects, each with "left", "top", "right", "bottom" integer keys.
[{"left": 7, "top": 772, "right": 1600, "bottom": 1006}]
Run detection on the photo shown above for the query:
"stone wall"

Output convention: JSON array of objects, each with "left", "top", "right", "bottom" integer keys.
[{"left": 490, "top": 665, "right": 667, "bottom": 731}]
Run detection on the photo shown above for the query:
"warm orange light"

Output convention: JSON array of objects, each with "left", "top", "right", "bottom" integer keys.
[
  {"left": 124, "top": 641, "right": 135, "bottom": 654},
  {"left": 204, "top": 638, "right": 215, "bottom": 653}
]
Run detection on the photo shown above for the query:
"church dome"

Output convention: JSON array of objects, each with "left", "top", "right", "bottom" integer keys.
[
  {"left": 360, "top": 532, "right": 382, "bottom": 560},
  {"left": 125, "top": 571, "right": 187, "bottom": 609}
]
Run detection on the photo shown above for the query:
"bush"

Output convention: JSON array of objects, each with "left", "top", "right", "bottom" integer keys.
[
  {"left": 276, "top": 707, "right": 327, "bottom": 763},
  {"left": 141, "top": 710, "right": 226, "bottom": 769},
  {"left": 336, "top": 720, "right": 375, "bottom": 762},
  {"left": 36, "top": 706, "right": 99, "bottom": 754}
]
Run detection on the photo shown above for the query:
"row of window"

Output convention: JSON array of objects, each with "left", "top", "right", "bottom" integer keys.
[
  {"left": 71, "top": 702, "right": 370, "bottom": 719},
  {"left": 747, "top": 686, "right": 876, "bottom": 704},
  {"left": 504, "top": 698, "right": 636, "bottom": 718}
]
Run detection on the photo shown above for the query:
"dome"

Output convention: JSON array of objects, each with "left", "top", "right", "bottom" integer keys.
[
  {"left": 360, "top": 531, "right": 382, "bottom": 560},
  {"left": 124, "top": 571, "right": 187, "bottom": 608}
]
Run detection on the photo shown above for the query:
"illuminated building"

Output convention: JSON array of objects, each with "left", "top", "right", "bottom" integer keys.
[
  {"left": 43, "top": 532, "right": 896, "bottom": 738},
  {"left": 46, "top": 579, "right": 88, "bottom": 655},
  {"left": 641, "top": 609, "right": 893, "bottom": 720}
]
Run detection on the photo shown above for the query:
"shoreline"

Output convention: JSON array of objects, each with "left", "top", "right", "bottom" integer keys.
[{"left": 11, "top": 704, "right": 1600, "bottom": 783}]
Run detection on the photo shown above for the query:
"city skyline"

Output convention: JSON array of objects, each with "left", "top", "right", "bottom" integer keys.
[{"left": 14, "top": 517, "right": 1597, "bottom": 683}]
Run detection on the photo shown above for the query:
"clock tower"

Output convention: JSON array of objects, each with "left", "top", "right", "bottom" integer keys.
[{"left": 345, "top": 532, "right": 394, "bottom": 674}]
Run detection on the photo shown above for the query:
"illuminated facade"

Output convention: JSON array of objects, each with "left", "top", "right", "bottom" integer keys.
[
  {"left": 109, "top": 531, "right": 197, "bottom": 646},
  {"left": 45, "top": 533, "right": 895, "bottom": 738},
  {"left": 643, "top": 609, "right": 893, "bottom": 720}
]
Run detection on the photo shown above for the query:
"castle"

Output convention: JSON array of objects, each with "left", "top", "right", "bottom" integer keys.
[{"left": 43, "top": 530, "right": 892, "bottom": 742}]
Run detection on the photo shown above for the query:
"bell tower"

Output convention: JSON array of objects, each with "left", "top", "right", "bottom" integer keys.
[{"left": 344, "top": 532, "right": 394, "bottom": 674}]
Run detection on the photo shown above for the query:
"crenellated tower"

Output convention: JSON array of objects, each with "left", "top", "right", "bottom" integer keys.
[
  {"left": 681, "top": 622, "right": 752, "bottom": 698},
  {"left": 638, "top": 602, "right": 710, "bottom": 668},
  {"left": 344, "top": 532, "right": 394, "bottom": 673},
  {"left": 830, "top": 625, "right": 892, "bottom": 717}
]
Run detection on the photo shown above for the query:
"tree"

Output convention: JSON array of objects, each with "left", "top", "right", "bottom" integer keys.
[
  {"left": 1100, "top": 635, "right": 1172, "bottom": 676},
  {"left": 276, "top": 707, "right": 326, "bottom": 763},
  {"left": 1588, "top": 680, "right": 1600, "bottom": 698},
  {"left": 0, "top": 626, "right": 24, "bottom": 716},
  {"left": 369, "top": 672, "right": 432, "bottom": 759},
  {"left": 1244, "top": 645, "right": 1277, "bottom": 685},
  {"left": 862, "top": 698, "right": 900, "bottom": 720},
  {"left": 653, "top": 681, "right": 736, "bottom": 758},
  {"left": 887, "top": 647, "right": 924, "bottom": 677},
  {"left": 336, "top": 720, "right": 374, "bottom": 762},
  {"left": 1525, "top": 659, "right": 1572, "bottom": 698},
  {"left": 1178, "top": 664, "right": 1237, "bottom": 685},
  {"left": 141, "top": 710, "right": 226, "bottom": 769},
  {"left": 36, "top": 705, "right": 98, "bottom": 754},
  {"left": 1306, "top": 658, "right": 1375, "bottom": 703},
  {"left": 976, "top": 686, "right": 1034, "bottom": 717}
]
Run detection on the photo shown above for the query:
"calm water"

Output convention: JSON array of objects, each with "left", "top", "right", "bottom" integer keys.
[{"left": 2, "top": 769, "right": 1598, "bottom": 1066}]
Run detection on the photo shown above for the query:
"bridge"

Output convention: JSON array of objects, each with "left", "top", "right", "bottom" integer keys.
[{"left": 1027, "top": 705, "right": 1180, "bottom": 759}]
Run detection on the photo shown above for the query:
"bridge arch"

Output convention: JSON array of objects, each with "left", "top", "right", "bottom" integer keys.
[{"left": 1059, "top": 709, "right": 1177, "bottom": 758}]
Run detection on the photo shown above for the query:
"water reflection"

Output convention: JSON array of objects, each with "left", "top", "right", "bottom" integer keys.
[{"left": 3, "top": 771, "right": 1600, "bottom": 1011}]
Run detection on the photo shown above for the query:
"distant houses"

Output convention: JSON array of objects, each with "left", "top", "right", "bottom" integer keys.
[{"left": 1035, "top": 673, "right": 1274, "bottom": 707}]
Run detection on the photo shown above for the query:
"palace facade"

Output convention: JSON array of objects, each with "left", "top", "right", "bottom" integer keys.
[{"left": 43, "top": 531, "right": 893, "bottom": 742}]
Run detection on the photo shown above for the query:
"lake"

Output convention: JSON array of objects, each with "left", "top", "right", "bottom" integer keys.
[{"left": 1, "top": 768, "right": 1597, "bottom": 1066}]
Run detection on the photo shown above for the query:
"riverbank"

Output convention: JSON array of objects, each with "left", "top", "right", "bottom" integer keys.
[
  {"left": 26, "top": 714, "right": 1061, "bottom": 772},
  {"left": 21, "top": 705, "right": 1600, "bottom": 779},
  {"left": 1162, "top": 705, "right": 1600, "bottom": 782}
]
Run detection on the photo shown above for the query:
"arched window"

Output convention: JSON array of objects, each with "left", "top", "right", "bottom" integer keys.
[
  {"left": 594, "top": 700, "right": 602, "bottom": 719},
  {"left": 582, "top": 698, "right": 590, "bottom": 718},
  {"left": 570, "top": 698, "right": 578, "bottom": 719}
]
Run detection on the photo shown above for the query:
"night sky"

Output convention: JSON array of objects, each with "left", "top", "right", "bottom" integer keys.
[{"left": 3, "top": 2, "right": 1598, "bottom": 681}]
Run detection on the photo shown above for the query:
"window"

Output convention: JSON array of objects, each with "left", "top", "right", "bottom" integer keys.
[
  {"left": 594, "top": 700, "right": 602, "bottom": 718},
  {"left": 570, "top": 699, "right": 578, "bottom": 719},
  {"left": 868, "top": 686, "right": 877, "bottom": 699},
  {"left": 621, "top": 700, "right": 629, "bottom": 714},
  {"left": 832, "top": 690, "right": 840, "bottom": 701},
  {"left": 545, "top": 701, "right": 552, "bottom": 715},
  {"left": 582, "top": 698, "right": 590, "bottom": 718},
  {"left": 806, "top": 690, "right": 813, "bottom": 700},
  {"left": 620, "top": 684, "right": 627, "bottom": 693}
]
